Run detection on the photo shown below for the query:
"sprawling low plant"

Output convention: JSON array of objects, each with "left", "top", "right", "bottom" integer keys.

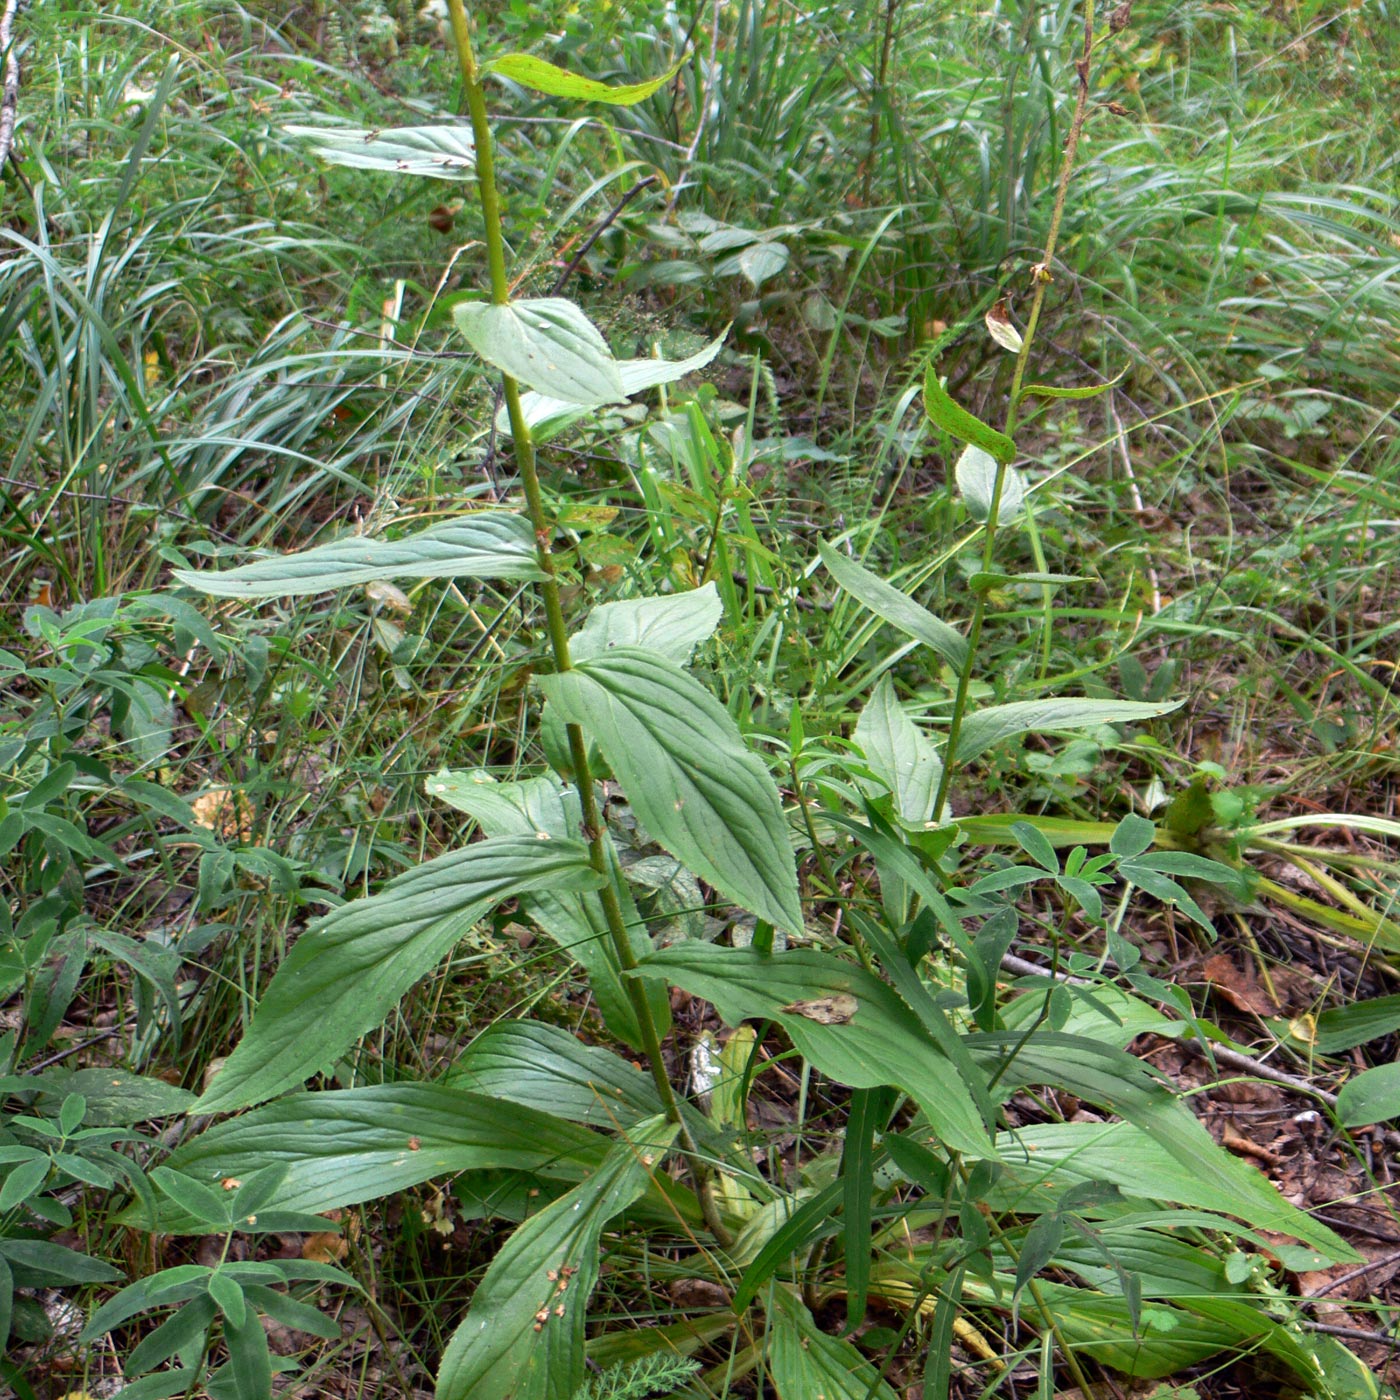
[{"left": 118, "top": 5, "right": 1380, "bottom": 1398}]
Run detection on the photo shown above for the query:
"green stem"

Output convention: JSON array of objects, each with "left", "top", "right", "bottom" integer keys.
[
  {"left": 443, "top": 0, "right": 731, "bottom": 1244},
  {"left": 931, "top": 2, "right": 1097, "bottom": 824}
]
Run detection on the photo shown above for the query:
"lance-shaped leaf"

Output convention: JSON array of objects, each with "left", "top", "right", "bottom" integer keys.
[
  {"left": 423, "top": 768, "right": 668, "bottom": 1049},
  {"left": 633, "top": 944, "right": 993, "bottom": 1158},
  {"left": 197, "top": 836, "right": 602, "bottom": 1113},
  {"left": 953, "top": 697, "right": 1180, "bottom": 765},
  {"left": 484, "top": 54, "right": 684, "bottom": 106},
  {"left": 854, "top": 675, "right": 944, "bottom": 826},
  {"left": 538, "top": 648, "right": 802, "bottom": 935},
  {"left": 570, "top": 584, "right": 722, "bottom": 665},
  {"left": 455, "top": 298, "right": 625, "bottom": 405},
  {"left": 435, "top": 1119, "right": 679, "bottom": 1400},
  {"left": 817, "top": 541, "right": 967, "bottom": 669},
  {"left": 923, "top": 365, "right": 1016, "bottom": 464},
  {"left": 1017, "top": 368, "right": 1127, "bottom": 403},
  {"left": 284, "top": 123, "right": 476, "bottom": 179},
  {"left": 132, "top": 1086, "right": 608, "bottom": 1230},
  {"left": 171, "top": 515, "right": 543, "bottom": 599},
  {"left": 769, "top": 1290, "right": 899, "bottom": 1400},
  {"left": 502, "top": 330, "right": 729, "bottom": 440}
]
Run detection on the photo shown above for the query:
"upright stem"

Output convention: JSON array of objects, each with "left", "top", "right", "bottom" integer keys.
[
  {"left": 443, "top": 0, "right": 732, "bottom": 1241},
  {"left": 931, "top": 2, "right": 1096, "bottom": 823},
  {"left": 445, "top": 0, "right": 669, "bottom": 1104}
]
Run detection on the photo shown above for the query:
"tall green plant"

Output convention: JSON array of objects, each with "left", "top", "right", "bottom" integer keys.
[{"left": 122, "top": 7, "right": 1378, "bottom": 1399}]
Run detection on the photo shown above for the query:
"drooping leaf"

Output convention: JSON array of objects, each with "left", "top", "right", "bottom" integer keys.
[
  {"left": 1316, "top": 994, "right": 1400, "bottom": 1054},
  {"left": 485, "top": 54, "right": 683, "bottom": 106},
  {"left": 633, "top": 944, "right": 993, "bottom": 1158},
  {"left": 422, "top": 769, "right": 667, "bottom": 1048},
  {"left": 923, "top": 365, "right": 1015, "bottom": 464},
  {"left": 570, "top": 584, "right": 722, "bottom": 665},
  {"left": 454, "top": 298, "right": 625, "bottom": 405},
  {"left": 171, "top": 515, "right": 543, "bottom": 599},
  {"left": 732, "top": 240, "right": 789, "bottom": 289},
  {"left": 955, "top": 443, "right": 1025, "bottom": 524},
  {"left": 817, "top": 541, "right": 967, "bottom": 669},
  {"left": 854, "top": 675, "right": 944, "bottom": 826},
  {"left": 137, "top": 1085, "right": 609, "bottom": 1229},
  {"left": 504, "top": 331, "right": 729, "bottom": 439},
  {"left": 197, "top": 837, "right": 602, "bottom": 1112},
  {"left": 539, "top": 648, "right": 802, "bottom": 935},
  {"left": 953, "top": 697, "right": 1180, "bottom": 765},
  {"left": 769, "top": 1289, "right": 899, "bottom": 1400},
  {"left": 285, "top": 123, "right": 476, "bottom": 179},
  {"left": 435, "top": 1119, "right": 679, "bottom": 1400}
]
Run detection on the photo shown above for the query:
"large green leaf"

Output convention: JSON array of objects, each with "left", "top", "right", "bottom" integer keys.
[
  {"left": 485, "top": 53, "right": 683, "bottom": 105},
  {"left": 817, "top": 541, "right": 967, "bottom": 669},
  {"left": 854, "top": 675, "right": 944, "bottom": 826},
  {"left": 539, "top": 648, "right": 802, "bottom": 935},
  {"left": 444, "top": 1023, "right": 664, "bottom": 1129},
  {"left": 954, "top": 697, "right": 1180, "bottom": 764},
  {"left": 454, "top": 298, "right": 625, "bottom": 405},
  {"left": 435, "top": 1119, "right": 679, "bottom": 1400},
  {"left": 197, "top": 837, "right": 602, "bottom": 1113},
  {"left": 634, "top": 944, "right": 993, "bottom": 1157},
  {"left": 171, "top": 515, "right": 543, "bottom": 599},
  {"left": 1337, "top": 1063, "right": 1400, "bottom": 1127},
  {"left": 504, "top": 331, "right": 729, "bottom": 440},
  {"left": 769, "top": 1289, "right": 898, "bottom": 1400},
  {"left": 285, "top": 123, "right": 476, "bottom": 178},
  {"left": 422, "top": 769, "right": 667, "bottom": 1048},
  {"left": 972, "top": 1036, "right": 1354, "bottom": 1260},
  {"left": 136, "top": 1086, "right": 607, "bottom": 1229},
  {"left": 570, "top": 584, "right": 722, "bottom": 665}
]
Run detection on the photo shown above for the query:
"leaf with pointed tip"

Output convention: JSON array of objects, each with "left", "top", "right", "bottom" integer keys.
[
  {"left": 128, "top": 1085, "right": 609, "bottom": 1230},
  {"left": 539, "top": 648, "right": 801, "bottom": 935},
  {"left": 197, "top": 837, "right": 601, "bottom": 1113},
  {"left": 422, "top": 768, "right": 666, "bottom": 1049},
  {"left": 1017, "top": 369, "right": 1127, "bottom": 403},
  {"left": 817, "top": 542, "right": 967, "bottom": 669},
  {"left": 502, "top": 331, "right": 729, "bottom": 439},
  {"left": 633, "top": 944, "right": 992, "bottom": 1158},
  {"left": 485, "top": 54, "right": 683, "bottom": 105},
  {"left": 854, "top": 675, "right": 944, "bottom": 826},
  {"left": 455, "top": 298, "right": 625, "bottom": 405},
  {"left": 923, "top": 366, "right": 1015, "bottom": 463},
  {"left": 769, "top": 1289, "right": 899, "bottom": 1400},
  {"left": 954, "top": 697, "right": 1180, "bottom": 765},
  {"left": 285, "top": 123, "right": 476, "bottom": 178},
  {"left": 171, "top": 515, "right": 543, "bottom": 598},
  {"left": 435, "top": 1119, "right": 679, "bottom": 1400}
]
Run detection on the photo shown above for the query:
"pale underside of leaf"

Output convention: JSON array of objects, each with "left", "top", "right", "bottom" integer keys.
[
  {"left": 284, "top": 123, "right": 476, "bottom": 179},
  {"left": 569, "top": 583, "right": 722, "bottom": 665},
  {"left": 171, "top": 514, "right": 544, "bottom": 599},
  {"left": 454, "top": 297, "right": 625, "bottom": 405}
]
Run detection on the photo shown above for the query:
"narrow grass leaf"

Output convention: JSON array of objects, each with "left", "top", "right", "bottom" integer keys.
[{"left": 540, "top": 648, "right": 802, "bottom": 935}]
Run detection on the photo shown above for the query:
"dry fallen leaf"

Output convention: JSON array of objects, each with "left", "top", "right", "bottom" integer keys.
[{"left": 781, "top": 994, "right": 859, "bottom": 1025}]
